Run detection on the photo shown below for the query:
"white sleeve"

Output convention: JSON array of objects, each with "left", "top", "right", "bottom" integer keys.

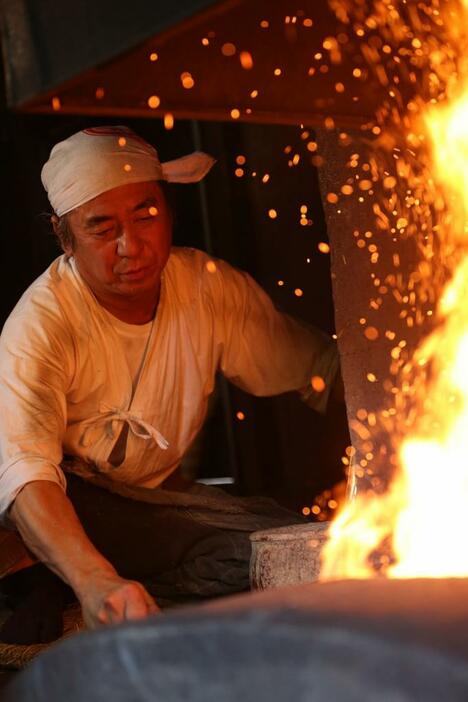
[
  {"left": 206, "top": 259, "right": 340, "bottom": 413},
  {"left": 0, "top": 293, "right": 71, "bottom": 522}
]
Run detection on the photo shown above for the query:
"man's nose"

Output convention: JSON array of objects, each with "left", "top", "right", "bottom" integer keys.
[{"left": 116, "top": 224, "right": 142, "bottom": 257}]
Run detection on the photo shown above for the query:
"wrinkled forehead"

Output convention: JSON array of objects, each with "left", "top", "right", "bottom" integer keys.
[{"left": 70, "top": 180, "right": 167, "bottom": 219}]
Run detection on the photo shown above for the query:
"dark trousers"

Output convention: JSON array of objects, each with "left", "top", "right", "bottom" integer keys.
[{"left": 66, "top": 473, "right": 302, "bottom": 601}]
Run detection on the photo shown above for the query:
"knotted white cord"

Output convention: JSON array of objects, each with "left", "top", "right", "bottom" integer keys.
[{"left": 80, "top": 404, "right": 169, "bottom": 450}]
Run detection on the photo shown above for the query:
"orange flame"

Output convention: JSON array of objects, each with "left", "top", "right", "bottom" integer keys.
[{"left": 321, "top": 2, "right": 468, "bottom": 581}]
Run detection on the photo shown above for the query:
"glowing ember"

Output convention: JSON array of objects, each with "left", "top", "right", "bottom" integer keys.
[
  {"left": 311, "top": 376, "right": 326, "bottom": 393},
  {"left": 147, "top": 95, "right": 160, "bottom": 109},
  {"left": 364, "top": 326, "right": 379, "bottom": 341},
  {"left": 180, "top": 72, "right": 195, "bottom": 89},
  {"left": 321, "top": 0, "right": 468, "bottom": 582},
  {"left": 221, "top": 43, "right": 236, "bottom": 57},
  {"left": 239, "top": 51, "right": 254, "bottom": 70},
  {"left": 164, "top": 113, "right": 174, "bottom": 130}
]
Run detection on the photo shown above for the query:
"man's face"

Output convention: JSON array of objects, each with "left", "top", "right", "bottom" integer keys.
[{"left": 64, "top": 180, "right": 172, "bottom": 311}]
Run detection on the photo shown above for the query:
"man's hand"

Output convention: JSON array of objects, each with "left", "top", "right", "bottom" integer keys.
[
  {"left": 10, "top": 481, "right": 159, "bottom": 632},
  {"left": 77, "top": 572, "right": 159, "bottom": 629}
]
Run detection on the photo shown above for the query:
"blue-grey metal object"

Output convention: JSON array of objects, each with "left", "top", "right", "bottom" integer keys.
[{"left": 6, "top": 578, "right": 468, "bottom": 701}]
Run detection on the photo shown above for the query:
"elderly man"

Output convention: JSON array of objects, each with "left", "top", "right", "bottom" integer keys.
[{"left": 0, "top": 126, "right": 340, "bottom": 642}]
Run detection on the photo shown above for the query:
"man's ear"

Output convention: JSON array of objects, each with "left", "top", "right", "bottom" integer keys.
[{"left": 51, "top": 214, "right": 72, "bottom": 256}]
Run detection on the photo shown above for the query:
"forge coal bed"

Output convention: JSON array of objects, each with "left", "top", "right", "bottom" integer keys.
[{"left": 5, "top": 578, "right": 468, "bottom": 702}]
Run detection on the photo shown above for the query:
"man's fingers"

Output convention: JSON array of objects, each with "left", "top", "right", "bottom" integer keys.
[
  {"left": 100, "top": 594, "right": 125, "bottom": 625},
  {"left": 123, "top": 595, "right": 151, "bottom": 621},
  {"left": 143, "top": 590, "right": 159, "bottom": 615},
  {"left": 100, "top": 582, "right": 157, "bottom": 624},
  {"left": 146, "top": 599, "right": 159, "bottom": 615},
  {"left": 139, "top": 583, "right": 159, "bottom": 613},
  {"left": 97, "top": 607, "right": 112, "bottom": 626},
  {"left": 122, "top": 583, "right": 158, "bottom": 621},
  {"left": 84, "top": 577, "right": 159, "bottom": 628}
]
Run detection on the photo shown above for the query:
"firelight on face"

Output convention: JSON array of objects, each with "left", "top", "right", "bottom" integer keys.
[{"left": 65, "top": 180, "right": 172, "bottom": 307}]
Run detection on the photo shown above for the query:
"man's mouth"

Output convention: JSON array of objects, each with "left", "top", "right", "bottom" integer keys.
[{"left": 118, "top": 265, "right": 153, "bottom": 281}]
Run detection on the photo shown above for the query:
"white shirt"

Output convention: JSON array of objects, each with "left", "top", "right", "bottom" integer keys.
[
  {"left": 101, "top": 310, "right": 153, "bottom": 393},
  {"left": 0, "top": 247, "right": 339, "bottom": 521}
]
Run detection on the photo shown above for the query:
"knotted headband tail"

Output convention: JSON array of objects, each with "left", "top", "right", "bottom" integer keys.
[{"left": 162, "top": 152, "right": 217, "bottom": 184}]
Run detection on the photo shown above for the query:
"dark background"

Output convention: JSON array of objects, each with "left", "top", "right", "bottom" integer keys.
[{"left": 0, "top": 75, "right": 348, "bottom": 515}]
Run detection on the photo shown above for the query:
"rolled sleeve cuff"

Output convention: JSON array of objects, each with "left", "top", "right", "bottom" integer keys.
[{"left": 0, "top": 457, "right": 67, "bottom": 525}]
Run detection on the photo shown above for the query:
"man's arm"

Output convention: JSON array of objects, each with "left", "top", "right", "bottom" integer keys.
[
  {"left": 208, "top": 258, "right": 340, "bottom": 410},
  {"left": 10, "top": 480, "right": 158, "bottom": 629}
]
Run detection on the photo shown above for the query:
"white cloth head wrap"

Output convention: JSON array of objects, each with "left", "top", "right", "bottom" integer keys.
[{"left": 41, "top": 126, "right": 216, "bottom": 216}]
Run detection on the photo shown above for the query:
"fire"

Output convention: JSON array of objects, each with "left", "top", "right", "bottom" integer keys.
[
  {"left": 426, "top": 94, "right": 468, "bottom": 220},
  {"left": 321, "top": 0, "right": 468, "bottom": 581},
  {"left": 392, "top": 254, "right": 468, "bottom": 577}
]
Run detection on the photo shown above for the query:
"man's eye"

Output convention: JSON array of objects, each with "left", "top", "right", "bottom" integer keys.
[
  {"left": 140, "top": 207, "right": 159, "bottom": 220},
  {"left": 94, "top": 228, "right": 113, "bottom": 236}
]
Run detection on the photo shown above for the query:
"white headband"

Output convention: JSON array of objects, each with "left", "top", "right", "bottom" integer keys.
[{"left": 41, "top": 126, "right": 216, "bottom": 216}]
